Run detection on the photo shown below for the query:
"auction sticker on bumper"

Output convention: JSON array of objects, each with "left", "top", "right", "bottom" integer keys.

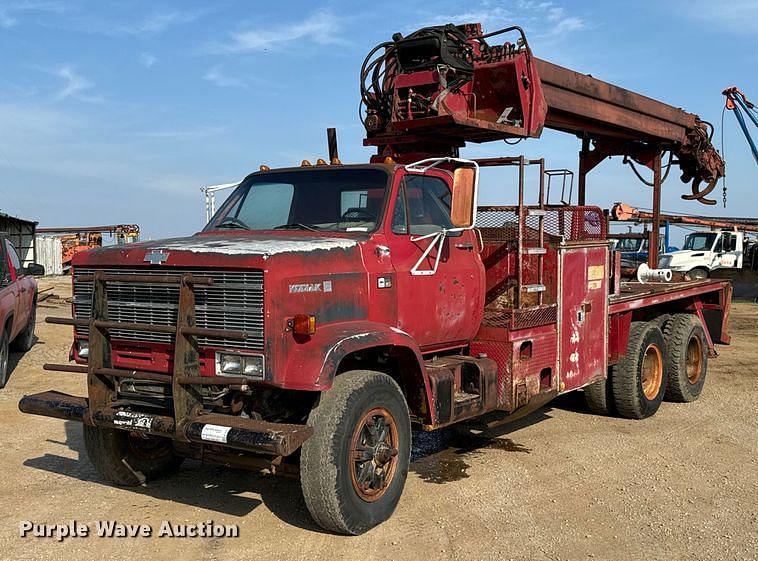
[
  {"left": 113, "top": 411, "right": 153, "bottom": 430},
  {"left": 200, "top": 424, "right": 232, "bottom": 443}
]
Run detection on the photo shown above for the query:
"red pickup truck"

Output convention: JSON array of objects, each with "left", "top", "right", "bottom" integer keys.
[{"left": 0, "top": 234, "right": 43, "bottom": 387}]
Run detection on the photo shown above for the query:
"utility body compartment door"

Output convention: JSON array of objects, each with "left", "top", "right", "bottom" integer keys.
[{"left": 558, "top": 242, "right": 608, "bottom": 392}]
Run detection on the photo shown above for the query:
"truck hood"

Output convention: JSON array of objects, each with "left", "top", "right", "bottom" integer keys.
[
  {"left": 661, "top": 249, "right": 708, "bottom": 261},
  {"left": 72, "top": 233, "right": 363, "bottom": 268},
  {"left": 658, "top": 249, "right": 708, "bottom": 269}
]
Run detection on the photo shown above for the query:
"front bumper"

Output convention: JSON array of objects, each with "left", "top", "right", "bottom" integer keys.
[{"left": 19, "top": 390, "right": 312, "bottom": 457}]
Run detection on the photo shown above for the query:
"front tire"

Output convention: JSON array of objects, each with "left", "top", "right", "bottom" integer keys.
[
  {"left": 686, "top": 267, "right": 709, "bottom": 281},
  {"left": 584, "top": 369, "right": 615, "bottom": 415},
  {"left": 612, "top": 322, "right": 668, "bottom": 419},
  {"left": 663, "top": 314, "right": 708, "bottom": 402},
  {"left": 0, "top": 329, "right": 9, "bottom": 389},
  {"left": 300, "top": 370, "right": 411, "bottom": 535},
  {"left": 83, "top": 426, "right": 184, "bottom": 486}
]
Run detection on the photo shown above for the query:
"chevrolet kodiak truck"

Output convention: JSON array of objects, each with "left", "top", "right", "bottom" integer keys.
[
  {"left": 20, "top": 158, "right": 732, "bottom": 534},
  {"left": 20, "top": 21, "right": 734, "bottom": 534}
]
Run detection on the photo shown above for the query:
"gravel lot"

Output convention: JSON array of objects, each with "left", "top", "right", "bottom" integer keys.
[{"left": 0, "top": 277, "right": 755, "bottom": 561}]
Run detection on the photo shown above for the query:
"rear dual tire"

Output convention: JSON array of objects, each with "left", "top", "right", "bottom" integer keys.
[
  {"left": 612, "top": 322, "right": 668, "bottom": 419},
  {"left": 590, "top": 314, "right": 708, "bottom": 418},
  {"left": 584, "top": 370, "right": 615, "bottom": 415},
  {"left": 663, "top": 314, "right": 708, "bottom": 402}
]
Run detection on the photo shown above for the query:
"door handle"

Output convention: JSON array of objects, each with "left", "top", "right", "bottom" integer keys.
[{"left": 455, "top": 242, "right": 474, "bottom": 251}]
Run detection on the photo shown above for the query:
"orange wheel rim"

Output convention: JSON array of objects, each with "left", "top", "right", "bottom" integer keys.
[
  {"left": 641, "top": 344, "right": 663, "bottom": 400},
  {"left": 686, "top": 335, "right": 703, "bottom": 384},
  {"left": 349, "top": 407, "right": 399, "bottom": 502}
]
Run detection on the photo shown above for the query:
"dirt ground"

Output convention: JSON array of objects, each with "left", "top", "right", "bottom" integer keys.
[{"left": 0, "top": 277, "right": 756, "bottom": 561}]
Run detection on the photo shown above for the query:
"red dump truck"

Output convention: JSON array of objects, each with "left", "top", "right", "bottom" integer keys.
[{"left": 20, "top": 23, "right": 732, "bottom": 535}]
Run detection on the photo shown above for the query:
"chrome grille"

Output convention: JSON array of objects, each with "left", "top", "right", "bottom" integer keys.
[{"left": 73, "top": 268, "right": 264, "bottom": 350}]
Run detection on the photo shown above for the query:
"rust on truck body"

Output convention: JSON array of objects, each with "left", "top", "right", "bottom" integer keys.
[{"left": 20, "top": 160, "right": 732, "bottom": 454}]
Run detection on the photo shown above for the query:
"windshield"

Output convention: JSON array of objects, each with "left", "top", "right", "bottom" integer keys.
[
  {"left": 683, "top": 232, "right": 717, "bottom": 251},
  {"left": 615, "top": 238, "right": 642, "bottom": 251},
  {"left": 206, "top": 168, "right": 389, "bottom": 233}
]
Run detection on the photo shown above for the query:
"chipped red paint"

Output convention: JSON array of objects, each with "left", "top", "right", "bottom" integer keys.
[
  {"left": 66, "top": 164, "right": 732, "bottom": 430},
  {"left": 559, "top": 243, "right": 608, "bottom": 391}
]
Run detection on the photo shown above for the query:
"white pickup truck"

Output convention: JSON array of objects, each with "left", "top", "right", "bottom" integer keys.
[{"left": 658, "top": 230, "right": 755, "bottom": 280}]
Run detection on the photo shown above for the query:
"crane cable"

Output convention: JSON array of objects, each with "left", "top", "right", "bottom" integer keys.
[{"left": 721, "top": 105, "right": 727, "bottom": 207}]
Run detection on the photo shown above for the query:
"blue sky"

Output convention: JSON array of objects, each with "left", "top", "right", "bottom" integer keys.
[{"left": 0, "top": 0, "right": 755, "bottom": 242}]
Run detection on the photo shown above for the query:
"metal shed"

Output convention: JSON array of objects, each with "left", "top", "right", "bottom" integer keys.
[{"left": 0, "top": 212, "right": 37, "bottom": 267}]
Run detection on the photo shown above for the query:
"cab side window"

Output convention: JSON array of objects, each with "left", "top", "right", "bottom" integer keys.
[
  {"left": 0, "top": 241, "right": 10, "bottom": 286},
  {"left": 391, "top": 185, "right": 408, "bottom": 234},
  {"left": 5, "top": 241, "right": 20, "bottom": 277},
  {"left": 723, "top": 233, "right": 737, "bottom": 252},
  {"left": 393, "top": 175, "right": 458, "bottom": 236},
  {"left": 713, "top": 236, "right": 724, "bottom": 253}
]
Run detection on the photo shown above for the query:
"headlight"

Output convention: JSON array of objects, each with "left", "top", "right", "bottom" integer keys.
[
  {"left": 658, "top": 256, "right": 672, "bottom": 268},
  {"left": 216, "top": 352, "right": 264, "bottom": 380},
  {"left": 77, "top": 340, "right": 89, "bottom": 358}
]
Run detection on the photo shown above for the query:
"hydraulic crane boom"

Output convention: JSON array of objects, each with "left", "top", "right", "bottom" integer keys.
[
  {"left": 723, "top": 86, "right": 758, "bottom": 165},
  {"left": 362, "top": 23, "right": 725, "bottom": 206}
]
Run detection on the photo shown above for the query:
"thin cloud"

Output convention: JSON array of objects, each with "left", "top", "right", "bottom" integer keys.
[
  {"left": 421, "top": 6, "right": 512, "bottom": 29},
  {"left": 134, "top": 126, "right": 228, "bottom": 141},
  {"left": 420, "top": 1, "right": 585, "bottom": 40},
  {"left": 57, "top": 9, "right": 203, "bottom": 38},
  {"left": 118, "top": 10, "right": 201, "bottom": 36},
  {"left": 203, "top": 66, "right": 247, "bottom": 89},
  {"left": 53, "top": 65, "right": 102, "bottom": 103},
  {"left": 681, "top": 0, "right": 758, "bottom": 35},
  {"left": 139, "top": 53, "right": 157, "bottom": 69},
  {"left": 542, "top": 5, "right": 585, "bottom": 36},
  {"left": 0, "top": 1, "right": 66, "bottom": 29},
  {"left": 210, "top": 10, "right": 346, "bottom": 53}
]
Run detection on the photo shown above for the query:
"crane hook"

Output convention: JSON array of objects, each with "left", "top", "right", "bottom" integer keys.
[{"left": 681, "top": 177, "right": 718, "bottom": 206}]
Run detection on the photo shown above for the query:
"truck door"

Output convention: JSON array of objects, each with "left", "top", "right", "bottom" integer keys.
[
  {"left": 386, "top": 171, "right": 484, "bottom": 350},
  {"left": 4, "top": 241, "right": 30, "bottom": 337},
  {"left": 713, "top": 232, "right": 742, "bottom": 270},
  {"left": 0, "top": 240, "right": 20, "bottom": 337}
]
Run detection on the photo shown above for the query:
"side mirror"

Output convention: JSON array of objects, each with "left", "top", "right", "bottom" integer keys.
[
  {"left": 450, "top": 166, "right": 477, "bottom": 228},
  {"left": 23, "top": 263, "right": 45, "bottom": 277}
]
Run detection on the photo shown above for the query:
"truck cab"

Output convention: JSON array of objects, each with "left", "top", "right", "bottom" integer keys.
[
  {"left": 613, "top": 235, "right": 676, "bottom": 271},
  {"left": 659, "top": 230, "right": 744, "bottom": 279},
  {"left": 67, "top": 163, "right": 485, "bottom": 383}
]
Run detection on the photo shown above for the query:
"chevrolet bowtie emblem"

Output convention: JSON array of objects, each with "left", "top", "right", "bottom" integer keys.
[{"left": 144, "top": 250, "right": 169, "bottom": 265}]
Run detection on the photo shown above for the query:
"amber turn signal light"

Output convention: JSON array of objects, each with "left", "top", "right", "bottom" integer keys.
[{"left": 293, "top": 314, "right": 316, "bottom": 336}]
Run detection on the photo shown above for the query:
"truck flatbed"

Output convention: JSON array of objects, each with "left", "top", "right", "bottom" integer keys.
[{"left": 609, "top": 279, "right": 730, "bottom": 314}]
